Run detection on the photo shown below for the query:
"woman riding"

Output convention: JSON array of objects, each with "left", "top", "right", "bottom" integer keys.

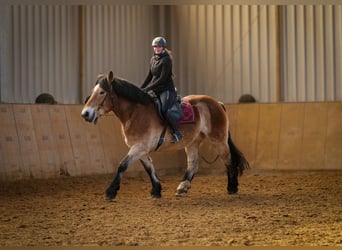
[{"left": 141, "top": 36, "right": 183, "bottom": 143}]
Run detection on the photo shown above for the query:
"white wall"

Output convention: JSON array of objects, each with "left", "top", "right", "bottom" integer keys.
[{"left": 0, "top": 4, "right": 341, "bottom": 104}]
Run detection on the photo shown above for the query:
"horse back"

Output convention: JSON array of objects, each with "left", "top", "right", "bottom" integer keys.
[{"left": 183, "top": 95, "right": 228, "bottom": 140}]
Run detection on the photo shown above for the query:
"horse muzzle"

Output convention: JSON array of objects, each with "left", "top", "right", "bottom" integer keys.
[{"left": 81, "top": 107, "right": 98, "bottom": 124}]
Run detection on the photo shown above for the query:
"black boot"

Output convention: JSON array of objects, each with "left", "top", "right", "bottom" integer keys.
[{"left": 166, "top": 110, "right": 183, "bottom": 143}]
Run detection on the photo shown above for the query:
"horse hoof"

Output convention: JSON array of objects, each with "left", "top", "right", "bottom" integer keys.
[
  {"left": 105, "top": 192, "right": 116, "bottom": 201},
  {"left": 228, "top": 190, "right": 238, "bottom": 195},
  {"left": 151, "top": 194, "right": 161, "bottom": 199},
  {"left": 175, "top": 189, "right": 187, "bottom": 197},
  {"left": 104, "top": 195, "right": 114, "bottom": 201}
]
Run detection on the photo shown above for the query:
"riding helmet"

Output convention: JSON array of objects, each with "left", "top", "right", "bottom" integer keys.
[{"left": 152, "top": 37, "right": 167, "bottom": 47}]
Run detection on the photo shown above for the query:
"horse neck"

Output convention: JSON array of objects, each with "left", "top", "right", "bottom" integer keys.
[{"left": 111, "top": 95, "right": 138, "bottom": 124}]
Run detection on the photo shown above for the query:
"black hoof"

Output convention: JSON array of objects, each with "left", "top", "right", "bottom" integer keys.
[
  {"left": 105, "top": 193, "right": 115, "bottom": 201},
  {"left": 105, "top": 188, "right": 117, "bottom": 201},
  {"left": 228, "top": 189, "right": 238, "bottom": 195},
  {"left": 151, "top": 193, "right": 161, "bottom": 199}
]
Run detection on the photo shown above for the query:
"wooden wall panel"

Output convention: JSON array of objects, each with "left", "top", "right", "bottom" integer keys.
[
  {"left": 13, "top": 105, "right": 41, "bottom": 178},
  {"left": 64, "top": 106, "right": 91, "bottom": 175},
  {"left": 235, "top": 104, "right": 259, "bottom": 166},
  {"left": 31, "top": 105, "right": 59, "bottom": 178},
  {"left": 301, "top": 103, "right": 327, "bottom": 169},
  {"left": 1, "top": 103, "right": 341, "bottom": 181},
  {"left": 149, "top": 151, "right": 187, "bottom": 177},
  {"left": 0, "top": 105, "right": 22, "bottom": 180},
  {"left": 277, "top": 103, "right": 305, "bottom": 169},
  {"left": 84, "top": 122, "right": 107, "bottom": 175},
  {"left": 65, "top": 105, "right": 107, "bottom": 176},
  {"left": 255, "top": 104, "right": 281, "bottom": 169},
  {"left": 49, "top": 105, "right": 75, "bottom": 176},
  {"left": 325, "top": 102, "right": 342, "bottom": 169}
]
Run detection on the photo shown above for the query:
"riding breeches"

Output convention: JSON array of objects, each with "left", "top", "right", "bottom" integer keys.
[
  {"left": 158, "top": 88, "right": 180, "bottom": 133},
  {"left": 159, "top": 89, "right": 176, "bottom": 117}
]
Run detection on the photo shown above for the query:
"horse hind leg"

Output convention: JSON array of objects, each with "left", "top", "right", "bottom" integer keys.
[
  {"left": 211, "top": 140, "right": 238, "bottom": 194},
  {"left": 140, "top": 155, "right": 162, "bottom": 198},
  {"left": 227, "top": 153, "right": 239, "bottom": 195},
  {"left": 176, "top": 143, "right": 200, "bottom": 196},
  {"left": 208, "top": 138, "right": 237, "bottom": 195}
]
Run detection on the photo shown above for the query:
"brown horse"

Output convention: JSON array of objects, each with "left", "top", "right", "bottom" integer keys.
[{"left": 81, "top": 71, "right": 249, "bottom": 201}]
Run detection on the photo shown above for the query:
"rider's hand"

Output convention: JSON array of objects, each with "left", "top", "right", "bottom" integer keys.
[{"left": 147, "top": 90, "right": 157, "bottom": 98}]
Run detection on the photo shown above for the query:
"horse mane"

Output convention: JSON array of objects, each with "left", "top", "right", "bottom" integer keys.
[{"left": 110, "top": 77, "right": 153, "bottom": 105}]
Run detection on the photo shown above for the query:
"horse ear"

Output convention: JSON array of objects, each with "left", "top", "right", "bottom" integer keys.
[{"left": 107, "top": 71, "right": 114, "bottom": 83}]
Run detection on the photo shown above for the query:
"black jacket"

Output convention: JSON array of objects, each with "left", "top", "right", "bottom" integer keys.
[{"left": 141, "top": 50, "right": 174, "bottom": 95}]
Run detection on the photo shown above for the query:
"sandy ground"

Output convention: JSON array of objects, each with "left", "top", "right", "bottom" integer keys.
[{"left": 0, "top": 170, "right": 341, "bottom": 246}]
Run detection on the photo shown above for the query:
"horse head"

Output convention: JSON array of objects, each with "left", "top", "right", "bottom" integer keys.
[{"left": 81, "top": 71, "right": 115, "bottom": 124}]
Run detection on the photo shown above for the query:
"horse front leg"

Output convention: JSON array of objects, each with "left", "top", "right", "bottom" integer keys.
[
  {"left": 105, "top": 154, "right": 131, "bottom": 201},
  {"left": 140, "top": 155, "right": 162, "bottom": 198},
  {"left": 176, "top": 144, "right": 199, "bottom": 196},
  {"left": 105, "top": 145, "right": 146, "bottom": 201}
]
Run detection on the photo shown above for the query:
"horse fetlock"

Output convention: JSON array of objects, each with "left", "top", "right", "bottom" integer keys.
[
  {"left": 176, "top": 180, "right": 191, "bottom": 196},
  {"left": 151, "top": 182, "right": 162, "bottom": 198}
]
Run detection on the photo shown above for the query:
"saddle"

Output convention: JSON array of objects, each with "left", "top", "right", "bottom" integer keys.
[
  {"left": 177, "top": 99, "right": 195, "bottom": 124},
  {"left": 152, "top": 96, "right": 194, "bottom": 151},
  {"left": 154, "top": 95, "right": 195, "bottom": 125}
]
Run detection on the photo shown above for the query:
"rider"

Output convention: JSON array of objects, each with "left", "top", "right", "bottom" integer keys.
[{"left": 141, "top": 36, "right": 183, "bottom": 143}]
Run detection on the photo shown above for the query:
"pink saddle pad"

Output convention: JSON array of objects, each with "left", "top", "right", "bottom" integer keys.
[{"left": 178, "top": 99, "right": 195, "bottom": 124}]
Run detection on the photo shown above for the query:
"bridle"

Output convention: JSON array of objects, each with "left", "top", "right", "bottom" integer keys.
[{"left": 97, "top": 78, "right": 115, "bottom": 111}]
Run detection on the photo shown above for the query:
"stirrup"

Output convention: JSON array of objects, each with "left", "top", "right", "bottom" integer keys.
[{"left": 171, "top": 131, "right": 183, "bottom": 143}]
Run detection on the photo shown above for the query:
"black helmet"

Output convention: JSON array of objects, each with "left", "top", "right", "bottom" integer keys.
[{"left": 152, "top": 37, "right": 167, "bottom": 47}]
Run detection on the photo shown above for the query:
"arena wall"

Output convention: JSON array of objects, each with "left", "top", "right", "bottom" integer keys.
[{"left": 0, "top": 102, "right": 341, "bottom": 181}]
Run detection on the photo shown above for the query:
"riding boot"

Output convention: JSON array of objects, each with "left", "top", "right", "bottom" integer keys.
[{"left": 166, "top": 111, "right": 183, "bottom": 143}]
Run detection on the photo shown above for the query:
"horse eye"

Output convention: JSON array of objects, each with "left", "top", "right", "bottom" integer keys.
[{"left": 100, "top": 91, "right": 105, "bottom": 95}]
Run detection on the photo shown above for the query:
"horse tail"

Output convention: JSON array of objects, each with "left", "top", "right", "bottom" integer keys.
[
  {"left": 227, "top": 132, "right": 250, "bottom": 176},
  {"left": 218, "top": 100, "right": 249, "bottom": 175}
]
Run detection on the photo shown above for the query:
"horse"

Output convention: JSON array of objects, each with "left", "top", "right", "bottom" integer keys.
[{"left": 81, "top": 71, "right": 250, "bottom": 201}]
